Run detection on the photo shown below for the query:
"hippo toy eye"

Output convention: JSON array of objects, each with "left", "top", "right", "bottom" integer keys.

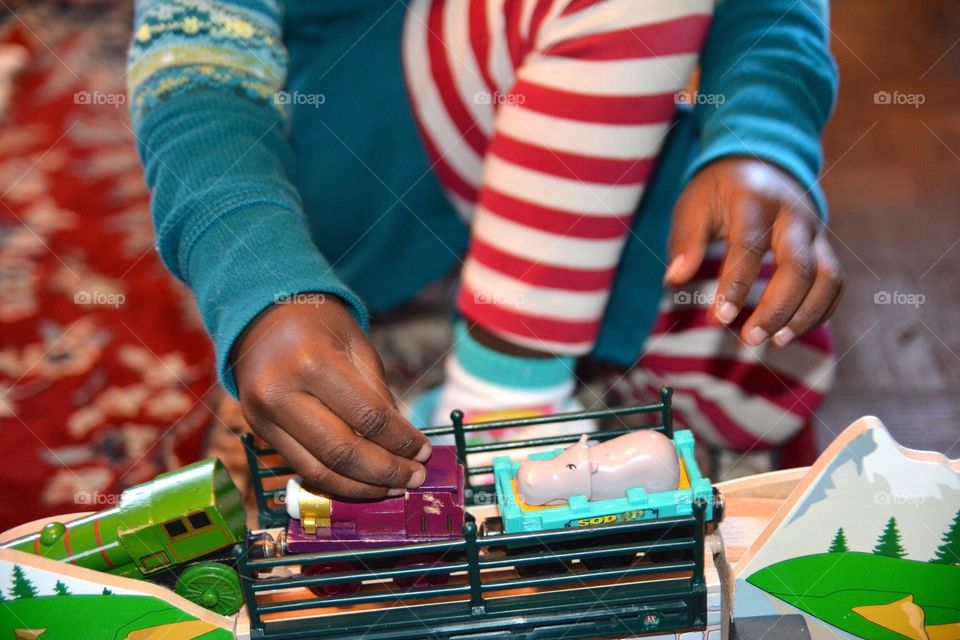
[{"left": 566, "top": 464, "right": 577, "bottom": 470}]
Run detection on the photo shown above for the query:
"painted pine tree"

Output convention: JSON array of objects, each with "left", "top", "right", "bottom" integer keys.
[
  {"left": 931, "top": 508, "right": 960, "bottom": 565},
  {"left": 54, "top": 580, "right": 71, "bottom": 596},
  {"left": 872, "top": 517, "right": 906, "bottom": 559},
  {"left": 10, "top": 565, "right": 38, "bottom": 599},
  {"left": 828, "top": 527, "right": 849, "bottom": 553}
]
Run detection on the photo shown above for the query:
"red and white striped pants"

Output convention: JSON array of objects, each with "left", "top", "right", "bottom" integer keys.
[
  {"left": 403, "top": 0, "right": 835, "bottom": 448},
  {"left": 614, "top": 248, "right": 835, "bottom": 450}
]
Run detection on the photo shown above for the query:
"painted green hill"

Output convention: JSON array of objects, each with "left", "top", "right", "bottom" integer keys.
[
  {"left": 747, "top": 552, "right": 960, "bottom": 640},
  {"left": 0, "top": 594, "right": 231, "bottom": 639}
]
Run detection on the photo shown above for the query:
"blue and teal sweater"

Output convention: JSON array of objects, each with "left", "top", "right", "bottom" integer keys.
[{"left": 127, "top": 0, "right": 838, "bottom": 396}]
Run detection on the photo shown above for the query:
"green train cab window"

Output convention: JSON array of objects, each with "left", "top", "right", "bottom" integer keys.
[
  {"left": 163, "top": 519, "right": 188, "bottom": 538},
  {"left": 187, "top": 511, "right": 212, "bottom": 530}
]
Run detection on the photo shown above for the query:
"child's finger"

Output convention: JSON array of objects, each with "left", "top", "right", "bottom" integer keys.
[
  {"left": 771, "top": 235, "right": 843, "bottom": 347},
  {"left": 273, "top": 392, "right": 427, "bottom": 491},
  {"left": 347, "top": 338, "right": 431, "bottom": 462},
  {"left": 739, "top": 214, "right": 818, "bottom": 345},
  {"left": 251, "top": 418, "right": 403, "bottom": 500},
  {"left": 665, "top": 182, "right": 715, "bottom": 285},
  {"left": 301, "top": 349, "right": 431, "bottom": 463},
  {"left": 713, "top": 195, "right": 772, "bottom": 325}
]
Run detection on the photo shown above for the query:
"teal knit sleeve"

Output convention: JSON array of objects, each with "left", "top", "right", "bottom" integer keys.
[
  {"left": 687, "top": 0, "right": 839, "bottom": 220},
  {"left": 127, "top": 0, "right": 368, "bottom": 396}
]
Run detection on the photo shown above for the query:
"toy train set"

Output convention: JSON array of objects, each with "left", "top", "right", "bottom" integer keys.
[{"left": 2, "top": 387, "right": 725, "bottom": 639}]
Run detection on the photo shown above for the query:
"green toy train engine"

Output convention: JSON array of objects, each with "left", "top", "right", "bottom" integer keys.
[{"left": 2, "top": 458, "right": 249, "bottom": 615}]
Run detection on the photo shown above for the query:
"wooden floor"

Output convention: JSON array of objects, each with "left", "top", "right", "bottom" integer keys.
[{"left": 814, "top": 1, "right": 960, "bottom": 455}]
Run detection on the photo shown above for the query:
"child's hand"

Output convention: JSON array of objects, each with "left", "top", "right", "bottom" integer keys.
[
  {"left": 231, "top": 297, "right": 431, "bottom": 498},
  {"left": 665, "top": 157, "right": 843, "bottom": 347}
]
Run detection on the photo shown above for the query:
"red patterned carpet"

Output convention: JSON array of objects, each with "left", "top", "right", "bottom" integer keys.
[{"left": 0, "top": 4, "right": 216, "bottom": 531}]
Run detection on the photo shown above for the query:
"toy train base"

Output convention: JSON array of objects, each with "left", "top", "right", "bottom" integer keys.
[{"left": 3, "top": 387, "right": 726, "bottom": 639}]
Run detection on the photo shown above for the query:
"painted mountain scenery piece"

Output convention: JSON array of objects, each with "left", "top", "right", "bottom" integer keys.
[
  {"left": 0, "top": 552, "right": 232, "bottom": 639},
  {"left": 747, "top": 553, "right": 960, "bottom": 639},
  {"left": 734, "top": 416, "right": 960, "bottom": 639}
]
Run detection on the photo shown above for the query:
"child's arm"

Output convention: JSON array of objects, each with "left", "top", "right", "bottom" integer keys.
[
  {"left": 664, "top": 0, "right": 843, "bottom": 347},
  {"left": 128, "top": 0, "right": 429, "bottom": 496}
]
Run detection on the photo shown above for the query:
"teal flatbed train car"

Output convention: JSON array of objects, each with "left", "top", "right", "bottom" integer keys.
[{"left": 493, "top": 429, "right": 718, "bottom": 534}]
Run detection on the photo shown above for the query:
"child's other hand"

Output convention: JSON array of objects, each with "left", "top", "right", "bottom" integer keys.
[
  {"left": 231, "top": 297, "right": 431, "bottom": 498},
  {"left": 665, "top": 157, "right": 843, "bottom": 347}
]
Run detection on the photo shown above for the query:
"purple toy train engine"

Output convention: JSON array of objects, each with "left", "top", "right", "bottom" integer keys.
[{"left": 281, "top": 446, "right": 465, "bottom": 595}]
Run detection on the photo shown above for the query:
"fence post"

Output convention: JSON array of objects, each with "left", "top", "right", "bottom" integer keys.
[
  {"left": 241, "top": 434, "right": 273, "bottom": 528},
  {"left": 660, "top": 387, "right": 673, "bottom": 439},
  {"left": 691, "top": 498, "right": 707, "bottom": 627},
  {"left": 451, "top": 409, "right": 473, "bottom": 493},
  {"left": 233, "top": 542, "right": 262, "bottom": 636},
  {"left": 451, "top": 410, "right": 467, "bottom": 462},
  {"left": 693, "top": 498, "right": 705, "bottom": 584},
  {"left": 462, "top": 521, "right": 485, "bottom": 615}
]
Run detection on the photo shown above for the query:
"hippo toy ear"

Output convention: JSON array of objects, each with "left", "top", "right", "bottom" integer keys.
[{"left": 576, "top": 434, "right": 589, "bottom": 447}]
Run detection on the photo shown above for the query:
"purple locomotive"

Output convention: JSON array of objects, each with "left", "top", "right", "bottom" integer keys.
[{"left": 281, "top": 446, "right": 465, "bottom": 595}]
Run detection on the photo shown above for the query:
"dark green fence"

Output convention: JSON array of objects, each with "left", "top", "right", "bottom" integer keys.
[
  {"left": 242, "top": 433, "right": 294, "bottom": 528},
  {"left": 236, "top": 499, "right": 706, "bottom": 640},
  {"left": 243, "top": 386, "right": 676, "bottom": 523},
  {"left": 237, "top": 386, "right": 708, "bottom": 639}
]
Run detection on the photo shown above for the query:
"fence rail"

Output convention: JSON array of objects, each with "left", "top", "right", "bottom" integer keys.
[
  {"left": 237, "top": 386, "right": 709, "bottom": 639},
  {"left": 243, "top": 387, "right": 675, "bottom": 525},
  {"left": 236, "top": 500, "right": 706, "bottom": 639}
]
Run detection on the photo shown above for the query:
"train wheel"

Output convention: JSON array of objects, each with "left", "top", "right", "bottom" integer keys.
[
  {"left": 393, "top": 554, "right": 450, "bottom": 590},
  {"left": 302, "top": 561, "right": 361, "bottom": 597},
  {"left": 710, "top": 487, "right": 725, "bottom": 524},
  {"left": 175, "top": 563, "right": 244, "bottom": 615}
]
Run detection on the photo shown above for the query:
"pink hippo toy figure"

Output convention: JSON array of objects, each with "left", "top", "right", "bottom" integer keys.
[{"left": 517, "top": 431, "right": 680, "bottom": 506}]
